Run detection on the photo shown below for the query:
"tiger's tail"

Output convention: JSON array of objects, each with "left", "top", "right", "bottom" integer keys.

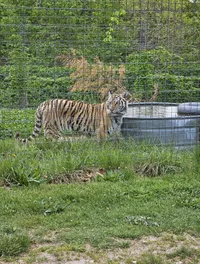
[{"left": 16, "top": 105, "right": 43, "bottom": 143}]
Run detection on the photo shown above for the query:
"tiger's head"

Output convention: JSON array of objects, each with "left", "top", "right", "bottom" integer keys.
[{"left": 106, "top": 91, "right": 130, "bottom": 116}]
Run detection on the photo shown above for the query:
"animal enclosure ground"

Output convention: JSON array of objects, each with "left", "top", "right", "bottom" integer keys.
[
  {"left": 1, "top": 233, "right": 200, "bottom": 263},
  {"left": 0, "top": 139, "right": 200, "bottom": 263}
]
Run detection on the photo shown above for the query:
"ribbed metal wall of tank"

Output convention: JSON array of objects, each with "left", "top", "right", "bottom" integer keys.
[{"left": 121, "top": 103, "right": 200, "bottom": 148}]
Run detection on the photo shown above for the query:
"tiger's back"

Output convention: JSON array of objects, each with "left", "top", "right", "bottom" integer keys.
[
  {"left": 42, "top": 99, "right": 110, "bottom": 137},
  {"left": 16, "top": 92, "right": 128, "bottom": 143}
]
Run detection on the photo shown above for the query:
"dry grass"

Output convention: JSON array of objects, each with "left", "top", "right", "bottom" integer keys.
[
  {"left": 2, "top": 233, "right": 200, "bottom": 264},
  {"left": 49, "top": 168, "right": 105, "bottom": 184},
  {"left": 56, "top": 49, "right": 159, "bottom": 103},
  {"left": 56, "top": 49, "right": 127, "bottom": 100}
]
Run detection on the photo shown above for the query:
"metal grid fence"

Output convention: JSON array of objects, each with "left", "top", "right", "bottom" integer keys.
[{"left": 0, "top": 0, "right": 200, "bottom": 146}]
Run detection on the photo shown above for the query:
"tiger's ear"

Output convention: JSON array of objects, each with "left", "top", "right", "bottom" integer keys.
[
  {"left": 107, "top": 90, "right": 113, "bottom": 100},
  {"left": 121, "top": 91, "right": 132, "bottom": 100}
]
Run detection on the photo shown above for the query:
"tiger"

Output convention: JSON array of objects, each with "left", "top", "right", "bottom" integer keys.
[{"left": 16, "top": 91, "right": 129, "bottom": 143}]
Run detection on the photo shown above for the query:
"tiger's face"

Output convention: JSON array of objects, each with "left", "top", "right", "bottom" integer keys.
[{"left": 106, "top": 91, "right": 128, "bottom": 116}]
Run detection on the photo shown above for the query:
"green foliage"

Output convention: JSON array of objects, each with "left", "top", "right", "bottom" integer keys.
[
  {"left": 0, "top": 65, "right": 72, "bottom": 108},
  {"left": 66, "top": 91, "right": 101, "bottom": 104},
  {"left": 0, "top": 145, "right": 200, "bottom": 253},
  {"left": 103, "top": 9, "right": 126, "bottom": 43},
  {"left": 0, "top": 0, "right": 200, "bottom": 105},
  {"left": 41, "top": 197, "right": 66, "bottom": 216},
  {"left": 0, "top": 0, "right": 126, "bottom": 62},
  {"left": 126, "top": 48, "right": 200, "bottom": 102},
  {"left": 0, "top": 135, "right": 197, "bottom": 186},
  {"left": 166, "top": 246, "right": 200, "bottom": 260},
  {"left": 94, "top": 169, "right": 133, "bottom": 183},
  {"left": 0, "top": 138, "right": 200, "bottom": 261},
  {"left": 0, "top": 109, "right": 35, "bottom": 139},
  {"left": 137, "top": 253, "right": 165, "bottom": 264}
]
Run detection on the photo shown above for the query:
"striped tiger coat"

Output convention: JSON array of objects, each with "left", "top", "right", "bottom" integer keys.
[{"left": 16, "top": 91, "right": 128, "bottom": 143}]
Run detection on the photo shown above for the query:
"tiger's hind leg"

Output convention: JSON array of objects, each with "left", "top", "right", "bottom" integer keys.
[
  {"left": 44, "top": 125, "right": 62, "bottom": 140},
  {"left": 43, "top": 125, "right": 75, "bottom": 142},
  {"left": 44, "top": 125, "right": 87, "bottom": 142}
]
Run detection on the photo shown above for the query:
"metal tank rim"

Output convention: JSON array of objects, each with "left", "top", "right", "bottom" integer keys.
[{"left": 125, "top": 102, "right": 200, "bottom": 120}]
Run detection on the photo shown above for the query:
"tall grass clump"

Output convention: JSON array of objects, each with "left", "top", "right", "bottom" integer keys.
[
  {"left": 0, "top": 137, "right": 198, "bottom": 186},
  {"left": 0, "top": 227, "right": 30, "bottom": 257},
  {"left": 137, "top": 253, "right": 166, "bottom": 264},
  {"left": 134, "top": 146, "right": 183, "bottom": 177}
]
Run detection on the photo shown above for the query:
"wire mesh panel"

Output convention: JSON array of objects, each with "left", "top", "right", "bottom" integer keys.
[
  {"left": 1, "top": 2, "right": 200, "bottom": 259},
  {"left": 0, "top": 0, "right": 200, "bottom": 146}
]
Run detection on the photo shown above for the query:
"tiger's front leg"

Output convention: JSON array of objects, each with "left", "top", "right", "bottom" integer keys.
[
  {"left": 96, "top": 126, "right": 108, "bottom": 142},
  {"left": 111, "top": 131, "right": 123, "bottom": 142}
]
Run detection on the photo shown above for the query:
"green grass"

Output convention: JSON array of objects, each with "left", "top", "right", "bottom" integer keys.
[
  {"left": 0, "top": 108, "right": 35, "bottom": 139},
  {"left": 0, "top": 227, "right": 30, "bottom": 257},
  {"left": 166, "top": 246, "right": 200, "bottom": 260},
  {"left": 1, "top": 108, "right": 200, "bottom": 261},
  {"left": 137, "top": 253, "right": 165, "bottom": 264},
  {"left": 0, "top": 138, "right": 191, "bottom": 186},
  {"left": 0, "top": 137, "right": 200, "bottom": 262}
]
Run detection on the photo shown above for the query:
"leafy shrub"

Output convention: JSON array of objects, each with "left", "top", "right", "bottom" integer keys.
[
  {"left": 126, "top": 48, "right": 200, "bottom": 102},
  {"left": 155, "top": 74, "right": 200, "bottom": 102},
  {"left": 0, "top": 109, "right": 35, "bottom": 139},
  {"left": 0, "top": 65, "right": 72, "bottom": 108}
]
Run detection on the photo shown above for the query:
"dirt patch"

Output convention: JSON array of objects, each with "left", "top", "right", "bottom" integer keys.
[{"left": 2, "top": 233, "right": 200, "bottom": 264}]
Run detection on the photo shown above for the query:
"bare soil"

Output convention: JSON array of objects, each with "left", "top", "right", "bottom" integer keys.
[{"left": 1, "top": 233, "right": 200, "bottom": 264}]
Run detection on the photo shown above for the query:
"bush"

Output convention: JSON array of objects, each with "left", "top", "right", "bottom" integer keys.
[
  {"left": 0, "top": 62, "right": 102, "bottom": 109},
  {"left": 0, "top": 109, "right": 35, "bottom": 139},
  {"left": 0, "top": 65, "right": 72, "bottom": 108},
  {"left": 126, "top": 48, "right": 200, "bottom": 103},
  {"left": 154, "top": 74, "right": 200, "bottom": 102}
]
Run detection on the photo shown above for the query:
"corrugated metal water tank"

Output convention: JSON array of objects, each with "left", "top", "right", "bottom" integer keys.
[{"left": 121, "top": 103, "right": 200, "bottom": 148}]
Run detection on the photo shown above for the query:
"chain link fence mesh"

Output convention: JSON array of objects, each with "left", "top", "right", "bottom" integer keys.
[{"left": 0, "top": 0, "right": 200, "bottom": 146}]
